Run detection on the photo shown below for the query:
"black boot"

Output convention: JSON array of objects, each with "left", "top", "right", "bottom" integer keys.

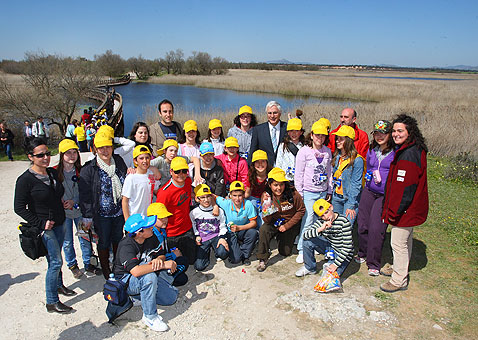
[{"left": 98, "top": 249, "right": 111, "bottom": 279}]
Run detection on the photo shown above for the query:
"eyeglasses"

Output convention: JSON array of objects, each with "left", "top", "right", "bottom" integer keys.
[
  {"left": 198, "top": 195, "right": 211, "bottom": 200},
  {"left": 173, "top": 169, "right": 188, "bottom": 174},
  {"left": 31, "top": 151, "right": 51, "bottom": 158}
]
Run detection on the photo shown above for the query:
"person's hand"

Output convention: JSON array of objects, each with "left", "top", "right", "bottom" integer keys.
[
  {"left": 325, "top": 194, "right": 332, "bottom": 202},
  {"left": 278, "top": 225, "right": 287, "bottom": 233},
  {"left": 212, "top": 204, "right": 220, "bottom": 216},
  {"left": 195, "top": 236, "right": 202, "bottom": 245},
  {"left": 230, "top": 224, "right": 241, "bottom": 232},
  {"left": 164, "top": 260, "right": 177, "bottom": 273},
  {"left": 194, "top": 173, "right": 205, "bottom": 186},
  {"left": 323, "top": 220, "right": 332, "bottom": 230},
  {"left": 345, "top": 209, "right": 356, "bottom": 220},
  {"left": 127, "top": 167, "right": 136, "bottom": 175},
  {"left": 150, "top": 166, "right": 162, "bottom": 180},
  {"left": 172, "top": 248, "right": 182, "bottom": 257},
  {"left": 44, "top": 220, "right": 55, "bottom": 230},
  {"left": 63, "top": 199, "right": 75, "bottom": 210},
  {"left": 327, "top": 263, "right": 338, "bottom": 273},
  {"left": 151, "top": 257, "right": 164, "bottom": 271},
  {"left": 217, "top": 238, "right": 229, "bottom": 251}
]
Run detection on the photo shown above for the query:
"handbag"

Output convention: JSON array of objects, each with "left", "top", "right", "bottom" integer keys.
[
  {"left": 103, "top": 275, "right": 131, "bottom": 306},
  {"left": 18, "top": 222, "right": 48, "bottom": 260}
]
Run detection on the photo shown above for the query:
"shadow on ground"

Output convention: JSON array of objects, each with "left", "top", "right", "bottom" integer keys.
[{"left": 0, "top": 272, "right": 40, "bottom": 297}]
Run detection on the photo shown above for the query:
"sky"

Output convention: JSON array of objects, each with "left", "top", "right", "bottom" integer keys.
[{"left": 1, "top": 0, "right": 477, "bottom": 68}]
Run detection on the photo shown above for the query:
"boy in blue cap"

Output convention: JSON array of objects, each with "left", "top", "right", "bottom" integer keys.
[
  {"left": 113, "top": 214, "right": 178, "bottom": 332},
  {"left": 192, "top": 142, "right": 226, "bottom": 197}
]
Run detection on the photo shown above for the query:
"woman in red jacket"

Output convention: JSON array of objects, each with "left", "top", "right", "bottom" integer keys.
[{"left": 380, "top": 114, "right": 428, "bottom": 293}]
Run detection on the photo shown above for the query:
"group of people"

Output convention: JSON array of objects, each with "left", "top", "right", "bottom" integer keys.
[{"left": 13, "top": 98, "right": 429, "bottom": 332}]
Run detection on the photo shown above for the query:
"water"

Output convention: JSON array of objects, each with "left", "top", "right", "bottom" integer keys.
[{"left": 117, "top": 83, "right": 354, "bottom": 134}]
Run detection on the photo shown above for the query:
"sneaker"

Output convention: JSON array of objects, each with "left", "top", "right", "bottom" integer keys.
[
  {"left": 380, "top": 281, "right": 408, "bottom": 293},
  {"left": 380, "top": 266, "right": 393, "bottom": 277},
  {"left": 256, "top": 260, "right": 267, "bottom": 272},
  {"left": 69, "top": 264, "right": 84, "bottom": 279},
  {"left": 353, "top": 255, "right": 366, "bottom": 264},
  {"left": 295, "top": 253, "right": 304, "bottom": 264},
  {"left": 85, "top": 264, "right": 102, "bottom": 276},
  {"left": 142, "top": 314, "right": 168, "bottom": 332},
  {"left": 242, "top": 258, "right": 251, "bottom": 266},
  {"left": 368, "top": 269, "right": 380, "bottom": 276},
  {"left": 295, "top": 266, "right": 316, "bottom": 277}
]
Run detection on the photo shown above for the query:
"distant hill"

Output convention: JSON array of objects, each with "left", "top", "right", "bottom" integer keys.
[
  {"left": 265, "top": 59, "right": 311, "bottom": 65},
  {"left": 441, "top": 65, "right": 478, "bottom": 71}
]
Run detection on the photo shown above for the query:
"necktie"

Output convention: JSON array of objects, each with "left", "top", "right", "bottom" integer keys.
[{"left": 271, "top": 126, "right": 277, "bottom": 151}]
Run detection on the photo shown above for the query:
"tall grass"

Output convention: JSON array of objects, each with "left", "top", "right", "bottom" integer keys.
[{"left": 146, "top": 69, "right": 478, "bottom": 158}]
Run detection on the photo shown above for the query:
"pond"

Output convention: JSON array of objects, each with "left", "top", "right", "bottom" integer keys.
[{"left": 116, "top": 83, "right": 355, "bottom": 134}]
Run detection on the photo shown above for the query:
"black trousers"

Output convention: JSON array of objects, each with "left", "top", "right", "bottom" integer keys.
[
  {"left": 167, "top": 228, "right": 197, "bottom": 265},
  {"left": 256, "top": 222, "right": 300, "bottom": 261}
]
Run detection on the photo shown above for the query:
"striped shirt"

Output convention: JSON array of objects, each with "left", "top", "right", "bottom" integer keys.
[{"left": 303, "top": 215, "right": 353, "bottom": 267}]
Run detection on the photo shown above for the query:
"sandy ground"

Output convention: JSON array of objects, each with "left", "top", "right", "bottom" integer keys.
[{"left": 0, "top": 157, "right": 450, "bottom": 340}]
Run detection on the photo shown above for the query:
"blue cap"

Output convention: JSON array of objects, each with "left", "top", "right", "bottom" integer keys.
[
  {"left": 124, "top": 214, "right": 157, "bottom": 234},
  {"left": 199, "top": 142, "right": 214, "bottom": 156}
]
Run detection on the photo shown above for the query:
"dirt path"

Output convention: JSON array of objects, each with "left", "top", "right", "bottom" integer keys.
[{"left": 0, "top": 160, "right": 452, "bottom": 340}]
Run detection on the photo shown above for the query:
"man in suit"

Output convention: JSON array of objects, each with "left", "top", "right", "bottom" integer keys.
[{"left": 248, "top": 101, "right": 287, "bottom": 165}]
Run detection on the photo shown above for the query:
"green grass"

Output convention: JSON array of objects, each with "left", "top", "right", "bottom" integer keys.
[
  {"left": 0, "top": 146, "right": 59, "bottom": 162},
  {"left": 411, "top": 155, "right": 478, "bottom": 336}
]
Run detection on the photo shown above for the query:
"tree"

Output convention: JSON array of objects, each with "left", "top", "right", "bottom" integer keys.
[
  {"left": 0, "top": 52, "right": 99, "bottom": 135},
  {"left": 164, "top": 49, "right": 185, "bottom": 75},
  {"left": 94, "top": 50, "right": 127, "bottom": 78},
  {"left": 127, "top": 55, "right": 155, "bottom": 80},
  {"left": 212, "top": 57, "right": 229, "bottom": 75}
]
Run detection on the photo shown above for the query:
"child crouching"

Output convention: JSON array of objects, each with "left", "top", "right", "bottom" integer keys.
[
  {"left": 295, "top": 199, "right": 353, "bottom": 277},
  {"left": 191, "top": 184, "right": 229, "bottom": 271}
]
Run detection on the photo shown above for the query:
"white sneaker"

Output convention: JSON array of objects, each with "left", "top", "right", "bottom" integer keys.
[
  {"left": 142, "top": 314, "right": 168, "bottom": 332},
  {"left": 295, "top": 266, "right": 316, "bottom": 277},
  {"left": 295, "top": 253, "right": 304, "bottom": 264}
]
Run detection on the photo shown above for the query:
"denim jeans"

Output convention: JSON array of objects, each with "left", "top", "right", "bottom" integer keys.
[
  {"left": 331, "top": 193, "right": 358, "bottom": 226},
  {"left": 303, "top": 235, "right": 350, "bottom": 276},
  {"left": 125, "top": 272, "right": 178, "bottom": 319},
  {"left": 95, "top": 215, "right": 124, "bottom": 251},
  {"left": 62, "top": 217, "right": 92, "bottom": 268},
  {"left": 42, "top": 223, "right": 66, "bottom": 304},
  {"left": 195, "top": 236, "right": 229, "bottom": 271},
  {"left": 227, "top": 229, "right": 258, "bottom": 263},
  {"left": 297, "top": 190, "right": 327, "bottom": 253},
  {"left": 2, "top": 143, "right": 13, "bottom": 160},
  {"left": 247, "top": 196, "right": 263, "bottom": 229}
]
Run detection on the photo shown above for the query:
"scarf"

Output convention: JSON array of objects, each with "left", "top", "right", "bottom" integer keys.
[{"left": 96, "top": 155, "right": 122, "bottom": 203}]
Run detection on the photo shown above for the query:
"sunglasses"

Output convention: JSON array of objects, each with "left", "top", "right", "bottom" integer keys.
[
  {"left": 31, "top": 151, "right": 51, "bottom": 158},
  {"left": 173, "top": 169, "right": 188, "bottom": 174}
]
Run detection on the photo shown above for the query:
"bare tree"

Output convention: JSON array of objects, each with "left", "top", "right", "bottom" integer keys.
[
  {"left": 94, "top": 50, "right": 127, "bottom": 78},
  {"left": 0, "top": 52, "right": 98, "bottom": 135},
  {"left": 127, "top": 55, "right": 155, "bottom": 80},
  {"left": 164, "top": 49, "right": 185, "bottom": 75}
]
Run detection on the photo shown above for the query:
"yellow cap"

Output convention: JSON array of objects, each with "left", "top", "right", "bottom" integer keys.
[
  {"left": 147, "top": 202, "right": 172, "bottom": 218},
  {"left": 287, "top": 118, "right": 303, "bottom": 131},
  {"left": 268, "top": 167, "right": 288, "bottom": 182},
  {"left": 170, "top": 157, "right": 189, "bottom": 171},
  {"left": 318, "top": 118, "right": 331, "bottom": 132},
  {"left": 208, "top": 119, "right": 222, "bottom": 130},
  {"left": 229, "top": 181, "right": 245, "bottom": 192},
  {"left": 311, "top": 121, "right": 328, "bottom": 135},
  {"left": 94, "top": 133, "right": 113, "bottom": 148},
  {"left": 225, "top": 137, "right": 239, "bottom": 148},
  {"left": 194, "top": 184, "right": 212, "bottom": 197},
  {"left": 238, "top": 105, "right": 252, "bottom": 116},
  {"left": 133, "top": 145, "right": 151, "bottom": 159},
  {"left": 332, "top": 125, "right": 356, "bottom": 140},
  {"left": 184, "top": 120, "right": 198, "bottom": 132},
  {"left": 313, "top": 199, "right": 331, "bottom": 217},
  {"left": 58, "top": 139, "right": 79, "bottom": 154},
  {"left": 97, "top": 125, "right": 114, "bottom": 139},
  {"left": 158, "top": 139, "right": 179, "bottom": 156},
  {"left": 252, "top": 150, "right": 268, "bottom": 163}
]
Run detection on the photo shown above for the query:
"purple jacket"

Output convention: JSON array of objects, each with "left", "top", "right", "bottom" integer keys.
[{"left": 366, "top": 147, "right": 395, "bottom": 195}]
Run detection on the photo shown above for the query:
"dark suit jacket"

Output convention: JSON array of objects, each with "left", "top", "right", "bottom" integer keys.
[{"left": 248, "top": 120, "right": 287, "bottom": 165}]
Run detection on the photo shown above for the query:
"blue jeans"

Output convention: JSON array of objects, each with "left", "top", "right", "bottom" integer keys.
[
  {"left": 297, "top": 190, "right": 327, "bottom": 253},
  {"left": 195, "top": 236, "right": 229, "bottom": 271},
  {"left": 95, "top": 215, "right": 124, "bottom": 250},
  {"left": 303, "top": 235, "right": 350, "bottom": 276},
  {"left": 248, "top": 196, "right": 263, "bottom": 229},
  {"left": 2, "top": 143, "right": 13, "bottom": 160},
  {"left": 42, "top": 224, "right": 66, "bottom": 304},
  {"left": 125, "top": 272, "right": 178, "bottom": 319},
  {"left": 62, "top": 217, "right": 92, "bottom": 268},
  {"left": 227, "top": 229, "right": 258, "bottom": 263},
  {"left": 331, "top": 193, "right": 358, "bottom": 226}
]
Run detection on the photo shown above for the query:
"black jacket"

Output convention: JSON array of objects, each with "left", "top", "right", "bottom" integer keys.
[
  {"left": 79, "top": 154, "right": 127, "bottom": 220},
  {"left": 248, "top": 121, "right": 287, "bottom": 165},
  {"left": 192, "top": 159, "right": 227, "bottom": 197},
  {"left": 14, "top": 168, "right": 65, "bottom": 230}
]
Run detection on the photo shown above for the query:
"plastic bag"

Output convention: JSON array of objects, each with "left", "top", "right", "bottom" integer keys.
[
  {"left": 261, "top": 196, "right": 278, "bottom": 217},
  {"left": 313, "top": 263, "right": 342, "bottom": 293}
]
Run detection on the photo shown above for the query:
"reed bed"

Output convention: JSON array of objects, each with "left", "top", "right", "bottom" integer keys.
[{"left": 146, "top": 69, "right": 478, "bottom": 158}]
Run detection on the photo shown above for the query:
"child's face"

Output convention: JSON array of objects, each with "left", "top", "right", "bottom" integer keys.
[
  {"left": 320, "top": 206, "right": 334, "bottom": 223},
  {"left": 197, "top": 194, "right": 213, "bottom": 208},
  {"left": 186, "top": 130, "right": 197, "bottom": 143},
  {"left": 165, "top": 146, "right": 178, "bottom": 162},
  {"left": 135, "top": 126, "right": 149, "bottom": 144},
  {"left": 270, "top": 180, "right": 285, "bottom": 197},
  {"left": 288, "top": 130, "right": 302, "bottom": 142},
  {"left": 201, "top": 153, "right": 215, "bottom": 166},
  {"left": 225, "top": 146, "right": 238, "bottom": 158},
  {"left": 154, "top": 217, "right": 168, "bottom": 229},
  {"left": 311, "top": 133, "right": 326, "bottom": 148},
  {"left": 254, "top": 159, "right": 268, "bottom": 173},
  {"left": 135, "top": 153, "right": 151, "bottom": 171},
  {"left": 230, "top": 190, "right": 244, "bottom": 207},
  {"left": 211, "top": 127, "right": 222, "bottom": 139}
]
